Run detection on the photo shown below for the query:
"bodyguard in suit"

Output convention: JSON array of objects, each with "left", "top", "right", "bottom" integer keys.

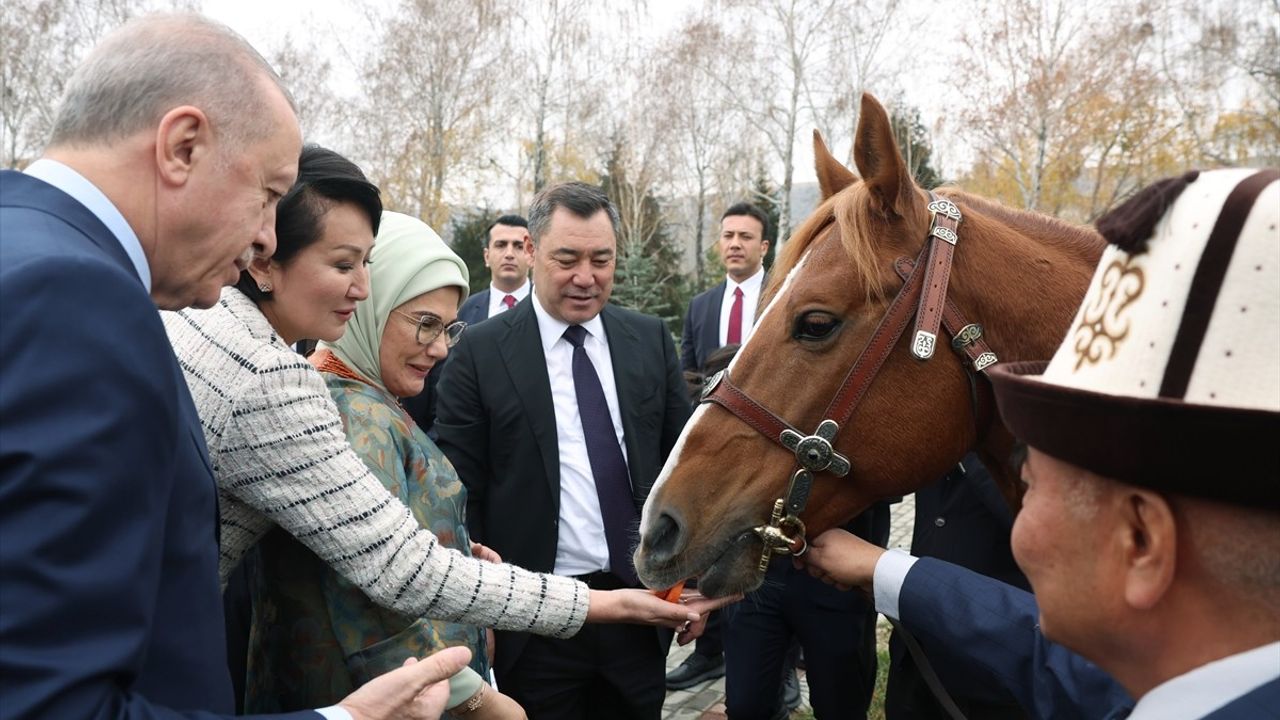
[
  {"left": 0, "top": 13, "right": 468, "bottom": 720},
  {"left": 680, "top": 202, "right": 771, "bottom": 372},
  {"left": 436, "top": 182, "right": 692, "bottom": 719},
  {"left": 801, "top": 169, "right": 1280, "bottom": 719},
  {"left": 458, "top": 213, "right": 534, "bottom": 325}
]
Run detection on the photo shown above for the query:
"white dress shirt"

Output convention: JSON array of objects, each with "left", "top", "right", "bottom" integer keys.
[
  {"left": 1127, "top": 642, "right": 1279, "bottom": 720},
  {"left": 531, "top": 294, "right": 630, "bottom": 577},
  {"left": 24, "top": 159, "right": 151, "bottom": 291},
  {"left": 486, "top": 279, "right": 531, "bottom": 317},
  {"left": 717, "top": 266, "right": 766, "bottom": 346}
]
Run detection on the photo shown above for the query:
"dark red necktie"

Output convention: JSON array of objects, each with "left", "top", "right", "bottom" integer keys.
[
  {"left": 727, "top": 286, "right": 744, "bottom": 344},
  {"left": 501, "top": 294, "right": 516, "bottom": 311},
  {"left": 562, "top": 325, "right": 639, "bottom": 585}
]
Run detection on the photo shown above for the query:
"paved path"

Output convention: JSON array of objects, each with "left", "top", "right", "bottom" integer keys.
[{"left": 660, "top": 495, "right": 916, "bottom": 719}]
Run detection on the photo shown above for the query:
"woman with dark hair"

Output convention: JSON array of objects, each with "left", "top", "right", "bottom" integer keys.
[{"left": 162, "top": 145, "right": 723, "bottom": 713}]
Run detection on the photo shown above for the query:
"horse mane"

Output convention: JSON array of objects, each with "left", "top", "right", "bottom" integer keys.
[{"left": 764, "top": 184, "right": 1105, "bottom": 304}]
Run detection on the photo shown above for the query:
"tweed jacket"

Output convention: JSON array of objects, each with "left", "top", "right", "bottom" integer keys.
[{"left": 163, "top": 287, "right": 588, "bottom": 637}]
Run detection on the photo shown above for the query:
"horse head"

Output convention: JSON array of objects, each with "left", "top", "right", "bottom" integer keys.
[{"left": 636, "top": 93, "right": 1105, "bottom": 597}]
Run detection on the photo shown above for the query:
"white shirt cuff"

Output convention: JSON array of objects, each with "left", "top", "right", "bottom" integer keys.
[
  {"left": 316, "top": 707, "right": 354, "bottom": 720},
  {"left": 873, "top": 548, "right": 919, "bottom": 620}
]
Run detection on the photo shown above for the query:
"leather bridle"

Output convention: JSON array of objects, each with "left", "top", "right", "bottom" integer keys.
[{"left": 699, "top": 194, "right": 1000, "bottom": 572}]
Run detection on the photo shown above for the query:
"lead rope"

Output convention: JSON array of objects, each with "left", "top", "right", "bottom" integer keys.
[{"left": 889, "top": 617, "right": 969, "bottom": 720}]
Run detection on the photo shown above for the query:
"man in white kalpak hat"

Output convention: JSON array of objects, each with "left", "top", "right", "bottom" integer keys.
[{"left": 800, "top": 167, "right": 1280, "bottom": 720}]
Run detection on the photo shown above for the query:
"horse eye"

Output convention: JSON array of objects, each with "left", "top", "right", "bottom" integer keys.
[{"left": 794, "top": 312, "right": 840, "bottom": 341}]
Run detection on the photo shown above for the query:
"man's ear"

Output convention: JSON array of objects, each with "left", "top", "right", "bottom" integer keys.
[
  {"left": 1120, "top": 490, "right": 1178, "bottom": 610},
  {"left": 154, "top": 105, "right": 210, "bottom": 188}
]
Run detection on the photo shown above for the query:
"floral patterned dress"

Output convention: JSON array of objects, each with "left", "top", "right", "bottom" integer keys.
[{"left": 244, "top": 371, "right": 487, "bottom": 711}]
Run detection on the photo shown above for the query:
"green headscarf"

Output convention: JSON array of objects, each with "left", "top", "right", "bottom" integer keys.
[{"left": 320, "top": 211, "right": 469, "bottom": 389}]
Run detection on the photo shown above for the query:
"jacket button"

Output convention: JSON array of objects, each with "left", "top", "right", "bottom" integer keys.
[{"left": 934, "top": 517, "right": 946, "bottom": 528}]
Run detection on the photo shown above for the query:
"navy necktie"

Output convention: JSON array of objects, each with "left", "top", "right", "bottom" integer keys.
[{"left": 563, "top": 324, "right": 639, "bottom": 585}]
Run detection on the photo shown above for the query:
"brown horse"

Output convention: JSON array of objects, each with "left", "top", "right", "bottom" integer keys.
[{"left": 636, "top": 94, "right": 1106, "bottom": 598}]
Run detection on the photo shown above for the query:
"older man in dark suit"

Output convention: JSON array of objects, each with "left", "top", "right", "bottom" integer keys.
[
  {"left": 0, "top": 13, "right": 468, "bottom": 720},
  {"left": 437, "top": 182, "right": 692, "bottom": 719}
]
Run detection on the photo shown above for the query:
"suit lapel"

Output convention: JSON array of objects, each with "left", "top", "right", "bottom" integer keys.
[
  {"left": 701, "top": 281, "right": 725, "bottom": 364},
  {"left": 498, "top": 302, "right": 561, "bottom": 503}
]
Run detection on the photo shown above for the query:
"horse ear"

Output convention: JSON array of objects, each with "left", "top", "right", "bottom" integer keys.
[
  {"left": 853, "top": 93, "right": 918, "bottom": 218},
  {"left": 814, "top": 129, "right": 857, "bottom": 201}
]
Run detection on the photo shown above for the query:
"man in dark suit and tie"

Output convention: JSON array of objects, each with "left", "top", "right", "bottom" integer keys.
[
  {"left": 436, "top": 182, "right": 692, "bottom": 719},
  {"left": 680, "top": 202, "right": 771, "bottom": 373},
  {"left": 0, "top": 13, "right": 468, "bottom": 720},
  {"left": 458, "top": 213, "right": 534, "bottom": 325}
]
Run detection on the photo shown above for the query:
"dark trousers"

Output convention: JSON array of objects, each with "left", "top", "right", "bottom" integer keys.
[
  {"left": 693, "top": 609, "right": 724, "bottom": 657},
  {"left": 722, "top": 560, "right": 878, "bottom": 719},
  {"left": 500, "top": 623, "right": 668, "bottom": 720},
  {"left": 499, "top": 572, "right": 669, "bottom": 720}
]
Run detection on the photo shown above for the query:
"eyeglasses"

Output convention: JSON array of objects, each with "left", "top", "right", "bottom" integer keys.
[{"left": 394, "top": 310, "right": 467, "bottom": 347}]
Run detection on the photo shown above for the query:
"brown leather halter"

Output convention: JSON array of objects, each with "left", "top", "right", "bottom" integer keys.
[{"left": 700, "top": 194, "right": 999, "bottom": 571}]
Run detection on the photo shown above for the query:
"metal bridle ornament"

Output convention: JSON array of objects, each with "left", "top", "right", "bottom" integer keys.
[{"left": 701, "top": 193, "right": 1003, "bottom": 575}]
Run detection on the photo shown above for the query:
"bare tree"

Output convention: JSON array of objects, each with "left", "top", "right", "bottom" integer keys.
[
  {"left": 808, "top": 0, "right": 902, "bottom": 164},
  {"left": 1157, "top": 0, "right": 1280, "bottom": 166},
  {"left": 355, "top": 0, "right": 512, "bottom": 227},
  {"left": 1, "top": 0, "right": 166, "bottom": 167},
  {"left": 268, "top": 34, "right": 339, "bottom": 143},
  {"left": 517, "top": 0, "right": 591, "bottom": 194},
  {"left": 651, "top": 14, "right": 741, "bottom": 282}
]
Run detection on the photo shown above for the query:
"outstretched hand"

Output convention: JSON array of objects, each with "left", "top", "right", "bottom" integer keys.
[
  {"left": 585, "top": 588, "right": 742, "bottom": 632},
  {"left": 339, "top": 645, "right": 472, "bottom": 720},
  {"left": 793, "top": 528, "right": 884, "bottom": 593}
]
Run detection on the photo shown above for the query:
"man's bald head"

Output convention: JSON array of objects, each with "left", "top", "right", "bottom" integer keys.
[{"left": 48, "top": 13, "right": 295, "bottom": 152}]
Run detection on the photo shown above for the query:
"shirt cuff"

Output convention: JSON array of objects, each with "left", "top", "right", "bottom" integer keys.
[
  {"left": 873, "top": 548, "right": 919, "bottom": 620},
  {"left": 316, "top": 707, "right": 354, "bottom": 720}
]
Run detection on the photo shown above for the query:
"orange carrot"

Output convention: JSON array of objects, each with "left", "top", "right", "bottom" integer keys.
[{"left": 651, "top": 579, "right": 687, "bottom": 603}]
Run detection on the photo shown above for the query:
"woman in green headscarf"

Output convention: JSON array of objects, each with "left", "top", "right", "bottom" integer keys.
[{"left": 246, "top": 211, "right": 521, "bottom": 719}]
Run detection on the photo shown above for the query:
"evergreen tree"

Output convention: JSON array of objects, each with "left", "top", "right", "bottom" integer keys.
[
  {"left": 749, "top": 167, "right": 781, "bottom": 271},
  {"left": 599, "top": 142, "right": 686, "bottom": 330},
  {"left": 445, "top": 208, "right": 495, "bottom": 295},
  {"left": 890, "top": 106, "right": 943, "bottom": 190}
]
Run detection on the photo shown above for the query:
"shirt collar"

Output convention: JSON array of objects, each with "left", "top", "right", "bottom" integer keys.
[
  {"left": 24, "top": 158, "right": 151, "bottom": 291},
  {"left": 1128, "top": 642, "right": 1280, "bottom": 720},
  {"left": 726, "top": 266, "right": 766, "bottom": 293},
  {"left": 532, "top": 292, "right": 606, "bottom": 355},
  {"left": 491, "top": 279, "right": 531, "bottom": 301}
]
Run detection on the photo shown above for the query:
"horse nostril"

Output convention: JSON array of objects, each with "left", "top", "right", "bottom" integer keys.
[{"left": 645, "top": 511, "right": 685, "bottom": 562}]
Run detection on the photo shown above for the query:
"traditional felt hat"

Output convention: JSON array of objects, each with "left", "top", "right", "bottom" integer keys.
[{"left": 989, "top": 168, "right": 1280, "bottom": 509}]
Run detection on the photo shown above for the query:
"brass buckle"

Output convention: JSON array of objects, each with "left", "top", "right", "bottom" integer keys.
[{"left": 753, "top": 498, "right": 807, "bottom": 572}]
